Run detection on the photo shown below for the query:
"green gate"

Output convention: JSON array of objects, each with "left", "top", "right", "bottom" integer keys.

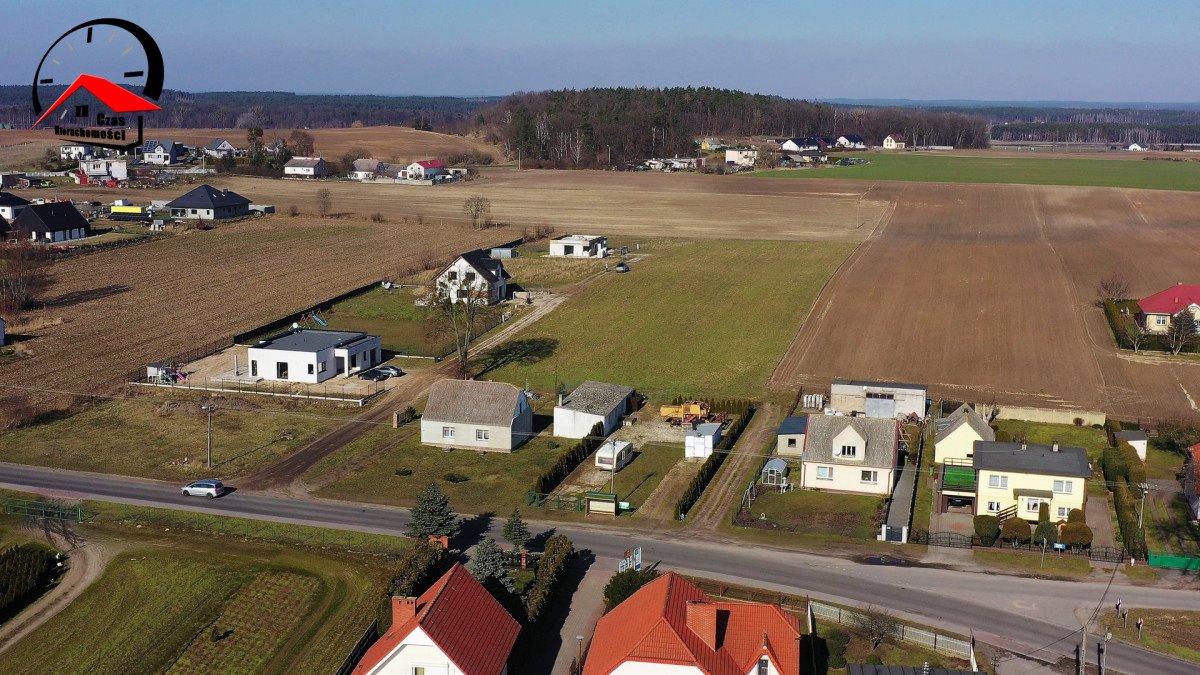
[
  {"left": 4, "top": 498, "right": 84, "bottom": 522},
  {"left": 1148, "top": 551, "right": 1200, "bottom": 570}
]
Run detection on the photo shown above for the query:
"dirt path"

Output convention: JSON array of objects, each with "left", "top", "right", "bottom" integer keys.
[
  {"left": 0, "top": 535, "right": 120, "bottom": 655},
  {"left": 635, "top": 460, "right": 701, "bottom": 524},
  {"left": 684, "top": 403, "right": 780, "bottom": 533}
]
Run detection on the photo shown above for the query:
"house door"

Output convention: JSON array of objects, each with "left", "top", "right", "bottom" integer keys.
[{"left": 335, "top": 356, "right": 345, "bottom": 374}]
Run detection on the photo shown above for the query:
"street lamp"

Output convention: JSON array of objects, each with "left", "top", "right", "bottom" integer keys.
[
  {"left": 575, "top": 634, "right": 584, "bottom": 664},
  {"left": 200, "top": 403, "right": 215, "bottom": 469}
]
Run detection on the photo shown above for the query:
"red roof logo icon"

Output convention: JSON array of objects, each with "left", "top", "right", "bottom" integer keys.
[{"left": 31, "top": 73, "right": 161, "bottom": 129}]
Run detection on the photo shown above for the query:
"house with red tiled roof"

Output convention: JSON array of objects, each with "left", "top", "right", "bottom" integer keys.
[
  {"left": 583, "top": 572, "right": 801, "bottom": 675},
  {"left": 1184, "top": 443, "right": 1200, "bottom": 521},
  {"left": 352, "top": 563, "right": 520, "bottom": 675},
  {"left": 1137, "top": 284, "right": 1200, "bottom": 334},
  {"left": 407, "top": 159, "right": 447, "bottom": 180}
]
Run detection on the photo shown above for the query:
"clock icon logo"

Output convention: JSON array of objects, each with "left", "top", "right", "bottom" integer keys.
[{"left": 30, "top": 18, "right": 166, "bottom": 151}]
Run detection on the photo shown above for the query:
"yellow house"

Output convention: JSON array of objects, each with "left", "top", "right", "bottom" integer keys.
[
  {"left": 974, "top": 441, "right": 1090, "bottom": 522},
  {"left": 933, "top": 404, "right": 994, "bottom": 464}
]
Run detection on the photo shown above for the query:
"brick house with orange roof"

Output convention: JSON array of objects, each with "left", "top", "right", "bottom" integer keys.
[
  {"left": 583, "top": 572, "right": 801, "bottom": 675},
  {"left": 352, "top": 563, "right": 520, "bottom": 675}
]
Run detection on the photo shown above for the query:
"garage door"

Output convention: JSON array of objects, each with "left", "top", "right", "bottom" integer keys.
[{"left": 865, "top": 394, "right": 895, "bottom": 418}]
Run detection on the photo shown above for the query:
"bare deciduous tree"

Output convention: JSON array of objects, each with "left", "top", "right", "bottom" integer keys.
[
  {"left": 1097, "top": 273, "right": 1132, "bottom": 303},
  {"left": 288, "top": 130, "right": 315, "bottom": 156},
  {"left": 1125, "top": 319, "right": 1150, "bottom": 353},
  {"left": 316, "top": 189, "right": 332, "bottom": 218},
  {"left": 25, "top": 499, "right": 84, "bottom": 550},
  {"left": 429, "top": 277, "right": 486, "bottom": 377},
  {"left": 462, "top": 195, "right": 492, "bottom": 229},
  {"left": 0, "top": 242, "right": 51, "bottom": 317},
  {"left": 851, "top": 606, "right": 900, "bottom": 650}
]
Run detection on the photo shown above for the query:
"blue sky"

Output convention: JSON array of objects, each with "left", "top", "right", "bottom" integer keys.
[{"left": 2, "top": 0, "right": 1197, "bottom": 102}]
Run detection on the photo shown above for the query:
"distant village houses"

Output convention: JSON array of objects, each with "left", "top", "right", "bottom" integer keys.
[
  {"left": 284, "top": 156, "right": 329, "bottom": 178},
  {"left": 883, "top": 133, "right": 907, "bottom": 149},
  {"left": 142, "top": 140, "right": 182, "bottom": 165},
  {"left": 203, "top": 138, "right": 237, "bottom": 159}
]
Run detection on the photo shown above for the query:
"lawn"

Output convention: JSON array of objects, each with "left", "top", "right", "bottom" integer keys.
[
  {"left": 1145, "top": 443, "right": 1184, "bottom": 481},
  {"left": 748, "top": 486, "right": 882, "bottom": 541},
  {"left": 1143, "top": 490, "right": 1200, "bottom": 554},
  {"left": 752, "top": 152, "right": 1200, "bottom": 191},
  {"left": 316, "top": 428, "right": 571, "bottom": 515},
  {"left": 613, "top": 443, "right": 681, "bottom": 509},
  {"left": 0, "top": 393, "right": 343, "bottom": 481},
  {"left": 912, "top": 424, "right": 935, "bottom": 532},
  {"left": 503, "top": 254, "right": 607, "bottom": 288},
  {"left": 482, "top": 240, "right": 854, "bottom": 400},
  {"left": 1104, "top": 609, "right": 1200, "bottom": 665},
  {"left": 973, "top": 549, "right": 1092, "bottom": 577}
]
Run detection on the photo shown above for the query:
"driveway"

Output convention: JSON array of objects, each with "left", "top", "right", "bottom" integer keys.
[{"left": 1086, "top": 496, "right": 1118, "bottom": 549}]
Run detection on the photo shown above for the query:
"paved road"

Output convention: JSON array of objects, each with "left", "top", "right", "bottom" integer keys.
[{"left": 3, "top": 462, "right": 1198, "bottom": 675}]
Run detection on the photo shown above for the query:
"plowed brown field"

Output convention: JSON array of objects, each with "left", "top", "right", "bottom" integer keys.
[{"left": 771, "top": 181, "right": 1200, "bottom": 420}]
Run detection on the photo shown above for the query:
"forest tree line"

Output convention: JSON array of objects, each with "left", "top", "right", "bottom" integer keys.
[{"left": 991, "top": 122, "right": 1200, "bottom": 145}]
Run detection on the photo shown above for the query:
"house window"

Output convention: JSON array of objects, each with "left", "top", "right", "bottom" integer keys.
[
  {"left": 1156, "top": 316, "right": 1167, "bottom": 326},
  {"left": 476, "top": 429, "right": 489, "bottom": 441},
  {"left": 1053, "top": 480, "right": 1073, "bottom": 494},
  {"left": 447, "top": 271, "right": 457, "bottom": 281},
  {"left": 442, "top": 427, "right": 455, "bottom": 439},
  {"left": 861, "top": 470, "right": 878, "bottom": 484},
  {"left": 465, "top": 272, "right": 476, "bottom": 283},
  {"left": 350, "top": 354, "right": 357, "bottom": 368},
  {"left": 816, "top": 466, "right": 833, "bottom": 480},
  {"left": 1026, "top": 498, "right": 1043, "bottom": 512},
  {"left": 988, "top": 474, "right": 1008, "bottom": 489},
  {"left": 250, "top": 360, "right": 258, "bottom": 376},
  {"left": 1057, "top": 506, "right": 1071, "bottom": 519},
  {"left": 317, "top": 361, "right": 327, "bottom": 373},
  {"left": 758, "top": 659, "right": 769, "bottom": 675},
  {"left": 838, "top": 445, "right": 857, "bottom": 458},
  {"left": 787, "top": 438, "right": 797, "bottom": 448},
  {"left": 307, "top": 364, "right": 314, "bottom": 375},
  {"left": 276, "top": 362, "right": 288, "bottom": 380},
  {"left": 987, "top": 501, "right": 1001, "bottom": 512},
  {"left": 413, "top": 668, "right": 426, "bottom": 675}
]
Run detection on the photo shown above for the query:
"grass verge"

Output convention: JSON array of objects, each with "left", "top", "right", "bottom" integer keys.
[
  {"left": 745, "top": 488, "right": 882, "bottom": 541},
  {"left": 972, "top": 549, "right": 1091, "bottom": 577},
  {"left": 1103, "top": 609, "right": 1200, "bottom": 664}
]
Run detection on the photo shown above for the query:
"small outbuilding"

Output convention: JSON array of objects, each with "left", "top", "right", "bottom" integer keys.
[
  {"left": 553, "top": 380, "right": 637, "bottom": 439},
  {"left": 420, "top": 379, "right": 533, "bottom": 453},
  {"left": 776, "top": 415, "right": 808, "bottom": 456},
  {"left": 761, "top": 458, "right": 790, "bottom": 487},
  {"left": 830, "top": 379, "right": 927, "bottom": 420},
  {"left": 685, "top": 422, "right": 725, "bottom": 460},
  {"left": 246, "top": 328, "right": 382, "bottom": 384},
  {"left": 1114, "top": 430, "right": 1149, "bottom": 462}
]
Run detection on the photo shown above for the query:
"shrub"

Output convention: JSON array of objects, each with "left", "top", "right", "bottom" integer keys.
[
  {"left": 603, "top": 568, "right": 660, "bottom": 612},
  {"left": 379, "top": 539, "right": 447, "bottom": 630},
  {"left": 1067, "top": 508, "right": 1086, "bottom": 523},
  {"left": 974, "top": 515, "right": 1000, "bottom": 546},
  {"left": 1033, "top": 521, "right": 1058, "bottom": 547},
  {"left": 443, "top": 472, "right": 470, "bottom": 483},
  {"left": 995, "top": 430, "right": 1013, "bottom": 443},
  {"left": 1111, "top": 480, "right": 1148, "bottom": 559},
  {"left": 1038, "top": 502, "right": 1050, "bottom": 523},
  {"left": 525, "top": 534, "right": 574, "bottom": 624},
  {"left": 1073, "top": 417, "right": 1085, "bottom": 427},
  {"left": 287, "top": 204, "right": 299, "bottom": 217},
  {"left": 1001, "top": 518, "right": 1031, "bottom": 546},
  {"left": 394, "top": 467, "right": 413, "bottom": 476},
  {"left": 0, "top": 543, "right": 57, "bottom": 623},
  {"left": 824, "top": 627, "right": 850, "bottom": 669},
  {"left": 1060, "top": 522, "right": 1094, "bottom": 550},
  {"left": 370, "top": 212, "right": 386, "bottom": 223}
]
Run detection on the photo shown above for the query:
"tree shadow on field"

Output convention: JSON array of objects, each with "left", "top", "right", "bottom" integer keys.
[
  {"left": 46, "top": 284, "right": 130, "bottom": 308},
  {"left": 475, "top": 337, "right": 558, "bottom": 377}
]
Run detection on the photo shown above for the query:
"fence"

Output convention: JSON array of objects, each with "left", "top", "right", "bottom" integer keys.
[
  {"left": 129, "top": 377, "right": 381, "bottom": 405},
  {"left": 1148, "top": 551, "right": 1200, "bottom": 570},
  {"left": 912, "top": 530, "right": 1127, "bottom": 563},
  {"left": 4, "top": 498, "right": 83, "bottom": 522},
  {"left": 334, "top": 619, "right": 379, "bottom": 675},
  {"left": 118, "top": 336, "right": 234, "bottom": 386},
  {"left": 684, "top": 576, "right": 809, "bottom": 614},
  {"left": 526, "top": 492, "right": 585, "bottom": 512},
  {"left": 810, "top": 601, "right": 974, "bottom": 659}
]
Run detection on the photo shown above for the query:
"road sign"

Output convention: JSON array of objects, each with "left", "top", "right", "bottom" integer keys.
[
  {"left": 1053, "top": 543, "right": 1067, "bottom": 551},
  {"left": 618, "top": 547, "right": 642, "bottom": 573}
]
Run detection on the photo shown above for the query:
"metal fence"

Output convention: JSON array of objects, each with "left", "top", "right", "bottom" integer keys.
[
  {"left": 129, "top": 377, "right": 381, "bottom": 405},
  {"left": 913, "top": 530, "right": 1127, "bottom": 562},
  {"left": 334, "top": 619, "right": 378, "bottom": 675},
  {"left": 4, "top": 498, "right": 83, "bottom": 522},
  {"left": 526, "top": 492, "right": 585, "bottom": 512},
  {"left": 810, "top": 601, "right": 974, "bottom": 659},
  {"left": 1148, "top": 551, "right": 1200, "bottom": 570}
]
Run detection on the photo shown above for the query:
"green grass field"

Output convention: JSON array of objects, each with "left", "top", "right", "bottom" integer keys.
[
  {"left": 322, "top": 286, "right": 507, "bottom": 356},
  {"left": 749, "top": 488, "right": 882, "bottom": 541},
  {"left": 0, "top": 394, "right": 343, "bottom": 481},
  {"left": 612, "top": 442, "right": 681, "bottom": 509},
  {"left": 753, "top": 152, "right": 1200, "bottom": 191},
  {"left": 482, "top": 240, "right": 853, "bottom": 400},
  {"left": 972, "top": 549, "right": 1092, "bottom": 577}
]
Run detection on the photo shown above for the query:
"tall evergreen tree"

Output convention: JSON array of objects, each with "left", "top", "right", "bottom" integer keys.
[
  {"left": 469, "top": 538, "right": 513, "bottom": 592},
  {"left": 503, "top": 509, "right": 532, "bottom": 551},
  {"left": 407, "top": 483, "right": 459, "bottom": 540}
]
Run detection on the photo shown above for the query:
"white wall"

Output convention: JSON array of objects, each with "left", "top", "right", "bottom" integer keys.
[
  {"left": 800, "top": 462, "right": 893, "bottom": 495},
  {"left": 421, "top": 419, "right": 514, "bottom": 452},
  {"left": 246, "top": 346, "right": 326, "bottom": 384},
  {"left": 0, "top": 205, "right": 25, "bottom": 221},
  {"left": 335, "top": 337, "right": 382, "bottom": 376},
  {"left": 934, "top": 423, "right": 984, "bottom": 464},
  {"left": 553, "top": 407, "right": 609, "bottom": 439},
  {"left": 437, "top": 257, "right": 504, "bottom": 304},
  {"left": 366, "top": 627, "right": 464, "bottom": 675},
  {"left": 610, "top": 661, "right": 703, "bottom": 675},
  {"left": 685, "top": 430, "right": 721, "bottom": 459},
  {"left": 777, "top": 432, "right": 805, "bottom": 456}
]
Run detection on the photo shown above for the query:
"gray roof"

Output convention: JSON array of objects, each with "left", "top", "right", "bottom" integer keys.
[
  {"left": 352, "top": 158, "right": 382, "bottom": 172},
  {"left": 166, "top": 184, "right": 251, "bottom": 210},
  {"left": 559, "top": 381, "right": 634, "bottom": 416},
  {"left": 934, "top": 404, "right": 995, "bottom": 444},
  {"left": 253, "top": 328, "right": 372, "bottom": 353},
  {"left": 423, "top": 379, "right": 526, "bottom": 427},
  {"left": 285, "top": 157, "right": 325, "bottom": 168},
  {"left": 11, "top": 202, "right": 89, "bottom": 233},
  {"left": 777, "top": 416, "right": 808, "bottom": 435},
  {"left": 1115, "top": 430, "right": 1149, "bottom": 442},
  {"left": 0, "top": 192, "right": 30, "bottom": 207},
  {"left": 803, "top": 415, "right": 898, "bottom": 469},
  {"left": 688, "top": 422, "right": 724, "bottom": 438},
  {"left": 205, "top": 139, "right": 233, "bottom": 151},
  {"left": 443, "top": 249, "right": 510, "bottom": 284},
  {"left": 763, "top": 458, "right": 788, "bottom": 473},
  {"left": 972, "top": 441, "right": 1091, "bottom": 478},
  {"left": 833, "top": 378, "right": 927, "bottom": 392}
]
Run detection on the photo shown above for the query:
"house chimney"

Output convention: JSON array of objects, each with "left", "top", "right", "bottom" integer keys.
[
  {"left": 558, "top": 393, "right": 564, "bottom": 406},
  {"left": 1052, "top": 440, "right": 1060, "bottom": 452},
  {"left": 685, "top": 601, "right": 719, "bottom": 650},
  {"left": 392, "top": 596, "right": 418, "bottom": 625}
]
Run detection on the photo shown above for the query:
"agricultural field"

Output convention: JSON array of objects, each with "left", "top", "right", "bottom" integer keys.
[
  {"left": 771, "top": 181, "right": 1200, "bottom": 421},
  {"left": 482, "top": 239, "right": 855, "bottom": 400},
  {"left": 754, "top": 152, "right": 1200, "bottom": 191}
]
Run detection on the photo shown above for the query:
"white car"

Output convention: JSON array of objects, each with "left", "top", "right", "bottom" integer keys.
[{"left": 181, "top": 479, "right": 225, "bottom": 498}]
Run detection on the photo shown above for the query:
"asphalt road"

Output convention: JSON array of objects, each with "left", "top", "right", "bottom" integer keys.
[{"left": 2, "top": 462, "right": 1197, "bottom": 675}]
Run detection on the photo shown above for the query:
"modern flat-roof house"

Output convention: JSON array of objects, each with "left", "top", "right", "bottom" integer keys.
[
  {"left": 882, "top": 134, "right": 907, "bottom": 149},
  {"left": 203, "top": 138, "right": 237, "bottom": 159},
  {"left": 934, "top": 404, "right": 995, "bottom": 464},
  {"left": 837, "top": 134, "right": 868, "bottom": 149},
  {"left": 421, "top": 379, "right": 533, "bottom": 452},
  {"left": 165, "top": 184, "right": 252, "bottom": 220},
  {"left": 142, "top": 140, "right": 181, "bottom": 165},
  {"left": 0, "top": 191, "right": 30, "bottom": 222},
  {"left": 724, "top": 146, "right": 759, "bottom": 167},
  {"left": 407, "top": 159, "right": 446, "bottom": 180},
  {"left": 830, "top": 379, "right": 927, "bottom": 420},
  {"left": 284, "top": 156, "right": 329, "bottom": 178},
  {"left": 1114, "top": 430, "right": 1149, "bottom": 462},
  {"left": 553, "top": 380, "right": 636, "bottom": 439},
  {"left": 353, "top": 563, "right": 520, "bottom": 675},
  {"left": 776, "top": 415, "right": 808, "bottom": 456},
  {"left": 970, "top": 441, "right": 1090, "bottom": 522},
  {"left": 434, "top": 249, "right": 510, "bottom": 305},
  {"left": 800, "top": 415, "right": 899, "bottom": 495},
  {"left": 350, "top": 158, "right": 384, "bottom": 180},
  {"left": 1137, "top": 284, "right": 1200, "bottom": 334},
  {"left": 685, "top": 422, "right": 725, "bottom": 460},
  {"left": 246, "top": 329, "right": 382, "bottom": 384},
  {"left": 584, "top": 572, "right": 802, "bottom": 675},
  {"left": 548, "top": 234, "right": 608, "bottom": 258},
  {"left": 9, "top": 202, "right": 90, "bottom": 243}
]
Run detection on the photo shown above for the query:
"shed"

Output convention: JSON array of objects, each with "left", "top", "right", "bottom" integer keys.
[
  {"left": 830, "top": 379, "right": 927, "bottom": 420},
  {"left": 761, "top": 458, "right": 789, "bottom": 487},
  {"left": 1114, "top": 430, "right": 1148, "bottom": 462},
  {"left": 553, "top": 380, "right": 636, "bottom": 439},
  {"left": 685, "top": 422, "right": 724, "bottom": 460},
  {"left": 490, "top": 246, "right": 518, "bottom": 259},
  {"left": 776, "top": 415, "right": 808, "bottom": 456}
]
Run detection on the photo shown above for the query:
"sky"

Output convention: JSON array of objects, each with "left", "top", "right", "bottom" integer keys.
[{"left": 2, "top": 0, "right": 1198, "bottom": 102}]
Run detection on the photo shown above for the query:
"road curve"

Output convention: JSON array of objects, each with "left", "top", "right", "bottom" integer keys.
[{"left": 1, "top": 462, "right": 1197, "bottom": 675}]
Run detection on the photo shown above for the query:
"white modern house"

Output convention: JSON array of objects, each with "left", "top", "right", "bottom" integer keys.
[
  {"left": 203, "top": 139, "right": 237, "bottom": 159},
  {"left": 799, "top": 415, "right": 899, "bottom": 495},
  {"left": 685, "top": 422, "right": 725, "bottom": 460},
  {"left": 934, "top": 404, "right": 995, "bottom": 464},
  {"left": 165, "top": 184, "right": 252, "bottom": 220},
  {"left": 421, "top": 379, "right": 533, "bottom": 452},
  {"left": 434, "top": 250, "right": 510, "bottom": 305},
  {"left": 8, "top": 202, "right": 90, "bottom": 243},
  {"left": 0, "top": 192, "right": 30, "bottom": 222},
  {"left": 246, "top": 328, "right": 381, "bottom": 384},
  {"left": 882, "top": 134, "right": 907, "bottom": 149},
  {"left": 352, "top": 564, "right": 520, "bottom": 675},
  {"left": 548, "top": 234, "right": 608, "bottom": 258},
  {"left": 284, "top": 156, "right": 329, "bottom": 178},
  {"left": 142, "top": 140, "right": 181, "bottom": 165},
  {"left": 830, "top": 379, "right": 927, "bottom": 420},
  {"left": 59, "top": 143, "right": 93, "bottom": 160},
  {"left": 553, "top": 380, "right": 636, "bottom": 439},
  {"left": 724, "top": 146, "right": 759, "bottom": 167}
]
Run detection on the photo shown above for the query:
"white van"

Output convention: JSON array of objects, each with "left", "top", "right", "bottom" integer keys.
[{"left": 595, "top": 440, "right": 633, "bottom": 471}]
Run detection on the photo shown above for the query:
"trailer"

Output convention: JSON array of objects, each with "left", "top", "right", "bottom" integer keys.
[{"left": 595, "top": 440, "right": 633, "bottom": 471}]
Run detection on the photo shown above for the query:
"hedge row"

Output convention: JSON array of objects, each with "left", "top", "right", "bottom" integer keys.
[
  {"left": 0, "top": 543, "right": 57, "bottom": 623},
  {"left": 532, "top": 422, "right": 606, "bottom": 494},
  {"left": 524, "top": 534, "right": 574, "bottom": 624},
  {"left": 1103, "top": 300, "right": 1199, "bottom": 354},
  {"left": 1102, "top": 441, "right": 1146, "bottom": 487},
  {"left": 379, "top": 539, "right": 448, "bottom": 631},
  {"left": 674, "top": 405, "right": 757, "bottom": 520},
  {"left": 1111, "top": 479, "right": 1149, "bottom": 560}
]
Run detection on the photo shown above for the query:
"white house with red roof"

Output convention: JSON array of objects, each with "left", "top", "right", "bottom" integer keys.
[
  {"left": 353, "top": 563, "right": 520, "bottom": 675},
  {"left": 584, "top": 572, "right": 801, "bottom": 675},
  {"left": 407, "top": 159, "right": 447, "bottom": 180},
  {"left": 1137, "top": 283, "right": 1200, "bottom": 334}
]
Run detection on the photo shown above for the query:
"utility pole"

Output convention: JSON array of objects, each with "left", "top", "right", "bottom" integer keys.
[
  {"left": 1099, "top": 631, "right": 1110, "bottom": 675},
  {"left": 201, "top": 403, "right": 215, "bottom": 469},
  {"left": 1078, "top": 627, "right": 1087, "bottom": 675},
  {"left": 1137, "top": 484, "right": 1149, "bottom": 528}
]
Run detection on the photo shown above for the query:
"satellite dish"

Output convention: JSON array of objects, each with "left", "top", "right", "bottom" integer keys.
[{"left": 291, "top": 322, "right": 300, "bottom": 329}]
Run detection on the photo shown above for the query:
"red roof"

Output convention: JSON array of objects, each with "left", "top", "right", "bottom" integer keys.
[
  {"left": 584, "top": 573, "right": 801, "bottom": 675},
  {"left": 416, "top": 160, "right": 445, "bottom": 168},
  {"left": 353, "top": 563, "right": 519, "bottom": 675},
  {"left": 31, "top": 74, "right": 161, "bottom": 130},
  {"left": 1138, "top": 284, "right": 1200, "bottom": 315}
]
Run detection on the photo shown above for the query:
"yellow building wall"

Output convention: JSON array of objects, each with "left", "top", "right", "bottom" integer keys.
[
  {"left": 976, "top": 468, "right": 1085, "bottom": 521},
  {"left": 933, "top": 425, "right": 982, "bottom": 464}
]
